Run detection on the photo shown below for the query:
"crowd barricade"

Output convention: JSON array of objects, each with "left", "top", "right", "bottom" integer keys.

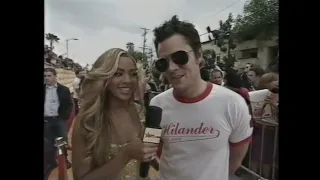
[{"left": 240, "top": 113, "right": 279, "bottom": 180}]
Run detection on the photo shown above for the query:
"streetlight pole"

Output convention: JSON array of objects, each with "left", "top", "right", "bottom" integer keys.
[{"left": 66, "top": 38, "right": 78, "bottom": 58}]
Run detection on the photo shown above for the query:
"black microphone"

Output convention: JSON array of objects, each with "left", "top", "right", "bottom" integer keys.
[{"left": 139, "top": 106, "right": 162, "bottom": 178}]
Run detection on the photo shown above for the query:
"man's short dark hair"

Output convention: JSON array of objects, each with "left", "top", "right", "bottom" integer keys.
[
  {"left": 249, "top": 67, "right": 265, "bottom": 77},
  {"left": 200, "top": 68, "right": 210, "bottom": 81},
  {"left": 153, "top": 15, "right": 202, "bottom": 58},
  {"left": 44, "top": 68, "right": 57, "bottom": 76},
  {"left": 224, "top": 68, "right": 243, "bottom": 88}
]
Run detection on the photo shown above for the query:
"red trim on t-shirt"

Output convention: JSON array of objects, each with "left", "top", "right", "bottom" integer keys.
[
  {"left": 230, "top": 136, "right": 252, "bottom": 147},
  {"left": 157, "top": 141, "right": 163, "bottom": 158},
  {"left": 173, "top": 83, "right": 214, "bottom": 103}
]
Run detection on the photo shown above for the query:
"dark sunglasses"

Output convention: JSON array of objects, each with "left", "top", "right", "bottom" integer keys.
[{"left": 155, "top": 50, "right": 190, "bottom": 72}]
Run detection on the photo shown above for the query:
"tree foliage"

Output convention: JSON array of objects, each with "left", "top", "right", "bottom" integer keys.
[
  {"left": 125, "top": 42, "right": 144, "bottom": 62},
  {"left": 130, "top": 51, "right": 144, "bottom": 62},
  {"left": 45, "top": 33, "right": 60, "bottom": 49},
  {"left": 214, "top": 13, "right": 237, "bottom": 70},
  {"left": 126, "top": 42, "right": 135, "bottom": 52},
  {"left": 232, "top": 0, "right": 279, "bottom": 42}
]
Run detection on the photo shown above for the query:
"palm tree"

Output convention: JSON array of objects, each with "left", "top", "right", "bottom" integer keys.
[
  {"left": 126, "top": 42, "right": 135, "bottom": 53},
  {"left": 45, "top": 33, "right": 60, "bottom": 50}
]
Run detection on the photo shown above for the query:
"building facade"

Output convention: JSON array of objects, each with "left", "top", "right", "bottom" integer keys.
[{"left": 201, "top": 38, "right": 278, "bottom": 70}]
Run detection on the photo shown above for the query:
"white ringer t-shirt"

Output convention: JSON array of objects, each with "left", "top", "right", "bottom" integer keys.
[{"left": 150, "top": 83, "right": 253, "bottom": 180}]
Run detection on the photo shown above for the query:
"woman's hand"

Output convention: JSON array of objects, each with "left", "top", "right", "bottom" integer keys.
[
  {"left": 264, "top": 94, "right": 278, "bottom": 108},
  {"left": 123, "top": 137, "right": 158, "bottom": 162}
]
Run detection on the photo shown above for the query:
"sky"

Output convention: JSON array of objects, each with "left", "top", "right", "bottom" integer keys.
[{"left": 45, "top": 0, "right": 247, "bottom": 67}]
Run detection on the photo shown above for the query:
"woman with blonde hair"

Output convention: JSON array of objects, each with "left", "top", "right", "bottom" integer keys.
[
  {"left": 71, "top": 48, "right": 158, "bottom": 180},
  {"left": 257, "top": 72, "right": 278, "bottom": 91}
]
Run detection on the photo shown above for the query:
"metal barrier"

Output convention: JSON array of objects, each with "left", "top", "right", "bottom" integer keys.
[{"left": 239, "top": 105, "right": 279, "bottom": 180}]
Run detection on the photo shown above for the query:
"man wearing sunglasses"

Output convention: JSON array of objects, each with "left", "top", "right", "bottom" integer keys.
[{"left": 149, "top": 16, "right": 253, "bottom": 180}]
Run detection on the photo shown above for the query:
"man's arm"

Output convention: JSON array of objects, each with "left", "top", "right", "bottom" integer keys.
[
  {"left": 228, "top": 96, "right": 253, "bottom": 174},
  {"left": 229, "top": 138, "right": 251, "bottom": 174}
]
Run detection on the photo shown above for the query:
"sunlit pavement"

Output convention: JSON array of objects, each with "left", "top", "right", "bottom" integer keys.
[
  {"left": 48, "top": 163, "right": 251, "bottom": 180},
  {"left": 47, "top": 153, "right": 251, "bottom": 180}
]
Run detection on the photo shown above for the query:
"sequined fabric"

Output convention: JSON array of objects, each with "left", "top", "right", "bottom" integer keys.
[
  {"left": 107, "top": 144, "right": 140, "bottom": 179},
  {"left": 106, "top": 103, "right": 145, "bottom": 180}
]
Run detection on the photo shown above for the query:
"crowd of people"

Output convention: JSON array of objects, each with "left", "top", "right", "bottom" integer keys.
[
  {"left": 44, "top": 15, "right": 278, "bottom": 180},
  {"left": 208, "top": 63, "right": 279, "bottom": 180}
]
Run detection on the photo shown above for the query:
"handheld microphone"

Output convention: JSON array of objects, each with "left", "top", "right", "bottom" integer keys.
[{"left": 139, "top": 106, "right": 162, "bottom": 178}]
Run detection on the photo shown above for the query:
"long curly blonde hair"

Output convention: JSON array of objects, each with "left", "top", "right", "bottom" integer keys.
[{"left": 73, "top": 48, "right": 143, "bottom": 168}]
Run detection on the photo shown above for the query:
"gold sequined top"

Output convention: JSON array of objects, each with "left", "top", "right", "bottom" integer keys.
[
  {"left": 108, "top": 143, "right": 140, "bottom": 179},
  {"left": 107, "top": 103, "right": 145, "bottom": 180}
]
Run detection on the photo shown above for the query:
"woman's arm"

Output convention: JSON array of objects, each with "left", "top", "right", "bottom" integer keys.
[{"left": 72, "top": 128, "right": 131, "bottom": 180}]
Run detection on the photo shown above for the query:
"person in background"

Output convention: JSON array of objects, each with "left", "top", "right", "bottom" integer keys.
[
  {"left": 134, "top": 77, "right": 149, "bottom": 105},
  {"left": 263, "top": 82, "right": 278, "bottom": 180},
  {"left": 251, "top": 72, "right": 279, "bottom": 179},
  {"left": 200, "top": 67, "right": 210, "bottom": 81},
  {"left": 247, "top": 67, "right": 265, "bottom": 90},
  {"left": 71, "top": 48, "right": 158, "bottom": 180},
  {"left": 72, "top": 70, "right": 84, "bottom": 115},
  {"left": 224, "top": 68, "right": 250, "bottom": 103},
  {"left": 146, "top": 75, "right": 160, "bottom": 104},
  {"left": 147, "top": 75, "right": 160, "bottom": 92},
  {"left": 240, "top": 63, "right": 253, "bottom": 90},
  {"left": 210, "top": 68, "right": 224, "bottom": 85},
  {"left": 44, "top": 68, "right": 73, "bottom": 169},
  {"left": 257, "top": 72, "right": 278, "bottom": 91},
  {"left": 159, "top": 73, "right": 172, "bottom": 92},
  {"left": 134, "top": 62, "right": 150, "bottom": 105}
]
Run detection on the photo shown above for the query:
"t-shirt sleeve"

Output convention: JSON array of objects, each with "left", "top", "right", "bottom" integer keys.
[
  {"left": 229, "top": 95, "right": 253, "bottom": 147},
  {"left": 149, "top": 95, "right": 160, "bottom": 107}
]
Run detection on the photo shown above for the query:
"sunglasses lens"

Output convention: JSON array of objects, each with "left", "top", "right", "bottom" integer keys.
[
  {"left": 155, "top": 51, "right": 188, "bottom": 72},
  {"left": 155, "top": 59, "right": 168, "bottom": 72},
  {"left": 171, "top": 51, "right": 188, "bottom": 65}
]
